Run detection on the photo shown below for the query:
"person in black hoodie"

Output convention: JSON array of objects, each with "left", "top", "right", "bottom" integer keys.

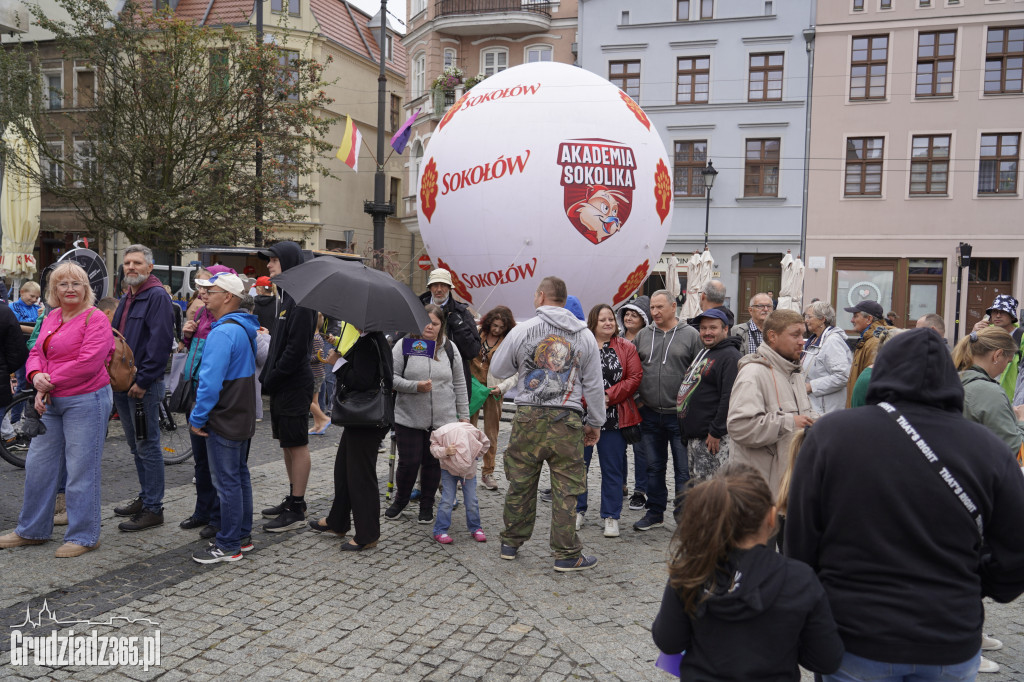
[
  {"left": 652, "top": 463, "right": 843, "bottom": 681},
  {"left": 786, "top": 327, "right": 1024, "bottom": 680},
  {"left": 257, "top": 241, "right": 317, "bottom": 532},
  {"left": 676, "top": 308, "right": 742, "bottom": 483}
]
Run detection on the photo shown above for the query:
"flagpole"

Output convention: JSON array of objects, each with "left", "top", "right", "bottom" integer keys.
[{"left": 362, "top": 0, "right": 393, "bottom": 271}]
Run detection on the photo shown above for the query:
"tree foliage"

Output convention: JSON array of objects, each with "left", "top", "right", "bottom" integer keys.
[{"left": 0, "top": 0, "right": 337, "bottom": 250}]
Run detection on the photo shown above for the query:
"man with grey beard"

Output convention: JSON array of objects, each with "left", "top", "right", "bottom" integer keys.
[{"left": 111, "top": 245, "right": 176, "bottom": 532}]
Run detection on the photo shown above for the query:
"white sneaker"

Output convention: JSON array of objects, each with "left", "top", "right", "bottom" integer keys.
[
  {"left": 575, "top": 512, "right": 585, "bottom": 531},
  {"left": 981, "top": 634, "right": 1003, "bottom": 651},
  {"left": 604, "top": 518, "right": 619, "bottom": 538},
  {"left": 978, "top": 656, "right": 999, "bottom": 674}
]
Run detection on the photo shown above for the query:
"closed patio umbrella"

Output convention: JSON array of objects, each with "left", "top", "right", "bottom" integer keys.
[
  {"left": 0, "top": 120, "right": 41, "bottom": 278},
  {"left": 778, "top": 251, "right": 805, "bottom": 312}
]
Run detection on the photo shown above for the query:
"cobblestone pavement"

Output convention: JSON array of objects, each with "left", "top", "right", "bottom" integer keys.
[{"left": 1, "top": 414, "right": 1022, "bottom": 680}]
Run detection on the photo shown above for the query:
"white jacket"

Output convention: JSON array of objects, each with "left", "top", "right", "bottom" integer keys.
[{"left": 801, "top": 326, "right": 852, "bottom": 415}]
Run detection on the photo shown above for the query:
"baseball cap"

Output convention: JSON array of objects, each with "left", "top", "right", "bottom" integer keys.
[
  {"left": 195, "top": 272, "right": 246, "bottom": 299},
  {"left": 255, "top": 276, "right": 272, "bottom": 287},
  {"left": 691, "top": 308, "right": 730, "bottom": 326},
  {"left": 843, "top": 300, "right": 885, "bottom": 319},
  {"left": 427, "top": 268, "right": 453, "bottom": 287}
]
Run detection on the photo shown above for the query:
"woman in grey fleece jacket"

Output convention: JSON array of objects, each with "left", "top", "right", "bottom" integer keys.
[{"left": 386, "top": 305, "right": 470, "bottom": 523}]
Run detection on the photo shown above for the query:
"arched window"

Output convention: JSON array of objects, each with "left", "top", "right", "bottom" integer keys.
[
  {"left": 443, "top": 48, "right": 457, "bottom": 69},
  {"left": 525, "top": 44, "right": 552, "bottom": 63},
  {"left": 480, "top": 48, "right": 508, "bottom": 76}
]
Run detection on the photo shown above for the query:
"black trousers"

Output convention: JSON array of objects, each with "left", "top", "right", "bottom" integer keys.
[
  {"left": 326, "top": 425, "right": 387, "bottom": 545},
  {"left": 393, "top": 424, "right": 440, "bottom": 510}
]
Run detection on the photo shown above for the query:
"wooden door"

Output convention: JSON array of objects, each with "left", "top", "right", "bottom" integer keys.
[{"left": 966, "top": 258, "right": 1015, "bottom": 329}]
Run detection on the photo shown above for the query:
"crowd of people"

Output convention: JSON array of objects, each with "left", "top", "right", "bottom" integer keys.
[{"left": 1, "top": 245, "right": 1024, "bottom": 679}]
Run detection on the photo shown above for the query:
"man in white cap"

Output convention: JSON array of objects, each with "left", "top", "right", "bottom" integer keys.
[{"left": 419, "top": 269, "right": 481, "bottom": 389}]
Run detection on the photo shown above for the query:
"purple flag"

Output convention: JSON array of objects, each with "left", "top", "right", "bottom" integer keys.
[{"left": 390, "top": 108, "right": 421, "bottom": 155}]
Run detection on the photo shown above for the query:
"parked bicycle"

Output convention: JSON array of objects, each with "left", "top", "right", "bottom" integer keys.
[{"left": 0, "top": 389, "right": 192, "bottom": 468}]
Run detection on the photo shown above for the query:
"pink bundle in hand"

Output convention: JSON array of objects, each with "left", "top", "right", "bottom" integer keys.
[{"left": 429, "top": 422, "right": 491, "bottom": 479}]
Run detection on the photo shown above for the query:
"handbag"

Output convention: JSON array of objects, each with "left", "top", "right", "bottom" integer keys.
[{"left": 333, "top": 338, "right": 391, "bottom": 429}]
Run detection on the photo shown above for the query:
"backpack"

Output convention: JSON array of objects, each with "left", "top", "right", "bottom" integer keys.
[{"left": 86, "top": 309, "right": 136, "bottom": 392}]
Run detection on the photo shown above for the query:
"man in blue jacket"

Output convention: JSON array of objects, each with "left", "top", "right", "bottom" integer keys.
[
  {"left": 112, "top": 245, "right": 176, "bottom": 532},
  {"left": 189, "top": 273, "right": 259, "bottom": 564}
]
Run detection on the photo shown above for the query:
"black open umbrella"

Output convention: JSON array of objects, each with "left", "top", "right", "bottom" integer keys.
[{"left": 272, "top": 257, "right": 431, "bottom": 334}]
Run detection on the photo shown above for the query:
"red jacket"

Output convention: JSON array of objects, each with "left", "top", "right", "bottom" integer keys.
[{"left": 584, "top": 336, "right": 643, "bottom": 430}]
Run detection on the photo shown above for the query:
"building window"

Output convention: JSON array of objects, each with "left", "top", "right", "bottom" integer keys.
[
  {"left": 853, "top": 0, "right": 864, "bottom": 10},
  {"left": 278, "top": 50, "right": 299, "bottom": 101},
  {"left": 74, "top": 67, "right": 95, "bottom": 107},
  {"left": 984, "top": 27, "right": 1023, "bottom": 95},
  {"left": 677, "top": 0, "right": 689, "bottom": 20},
  {"left": 390, "top": 94, "right": 401, "bottom": 132},
  {"left": 700, "top": 0, "right": 714, "bottom": 19},
  {"left": 850, "top": 35, "right": 889, "bottom": 100},
  {"left": 271, "top": 0, "right": 299, "bottom": 15},
  {"left": 390, "top": 176, "right": 401, "bottom": 212},
  {"left": 916, "top": 31, "right": 956, "bottom": 97},
  {"left": 621, "top": 10, "right": 629, "bottom": 25},
  {"left": 845, "top": 137, "right": 884, "bottom": 196},
  {"left": 744, "top": 138, "right": 780, "bottom": 197},
  {"left": 276, "top": 154, "right": 298, "bottom": 198},
  {"left": 881, "top": 0, "right": 892, "bottom": 9},
  {"left": 411, "top": 0, "right": 426, "bottom": 15},
  {"left": 43, "top": 70, "right": 62, "bottom": 110},
  {"left": 443, "top": 48, "right": 457, "bottom": 69},
  {"left": 481, "top": 48, "right": 508, "bottom": 77},
  {"left": 676, "top": 56, "right": 710, "bottom": 104},
  {"left": 910, "top": 135, "right": 950, "bottom": 195},
  {"left": 673, "top": 140, "right": 708, "bottom": 197},
  {"left": 209, "top": 50, "right": 229, "bottom": 95},
  {"left": 42, "top": 141, "right": 64, "bottom": 187},
  {"left": 384, "top": 34, "right": 393, "bottom": 62},
  {"left": 73, "top": 138, "right": 97, "bottom": 186},
  {"left": 412, "top": 52, "right": 425, "bottom": 98},
  {"left": 978, "top": 133, "right": 1020, "bottom": 194},
  {"left": 412, "top": 141, "right": 424, "bottom": 192},
  {"left": 526, "top": 45, "right": 552, "bottom": 63},
  {"left": 609, "top": 60, "right": 640, "bottom": 100},
  {"left": 919, "top": 0, "right": 930, "bottom": 6},
  {"left": 748, "top": 53, "right": 784, "bottom": 102}
]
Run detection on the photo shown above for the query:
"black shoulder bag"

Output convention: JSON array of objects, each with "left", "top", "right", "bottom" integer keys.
[{"left": 333, "top": 337, "right": 391, "bottom": 429}]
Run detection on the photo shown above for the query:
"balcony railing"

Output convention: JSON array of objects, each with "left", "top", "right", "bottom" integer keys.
[{"left": 435, "top": 0, "right": 553, "bottom": 18}]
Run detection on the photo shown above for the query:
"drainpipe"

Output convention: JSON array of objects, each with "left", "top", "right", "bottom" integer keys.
[{"left": 800, "top": 26, "right": 815, "bottom": 263}]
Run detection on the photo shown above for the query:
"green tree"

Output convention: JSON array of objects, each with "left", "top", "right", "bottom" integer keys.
[{"left": 0, "top": 0, "right": 337, "bottom": 250}]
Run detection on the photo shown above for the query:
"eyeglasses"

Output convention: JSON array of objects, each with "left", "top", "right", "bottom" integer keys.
[
  {"left": 56, "top": 282, "right": 86, "bottom": 290},
  {"left": 206, "top": 289, "right": 231, "bottom": 297},
  {"left": 750, "top": 304, "right": 772, "bottom": 310}
]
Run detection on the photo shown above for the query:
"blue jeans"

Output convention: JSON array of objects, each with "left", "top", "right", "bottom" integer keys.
[
  {"left": 630, "top": 437, "right": 649, "bottom": 494},
  {"left": 205, "top": 430, "right": 252, "bottom": 553},
  {"left": 640, "top": 407, "right": 688, "bottom": 519},
  {"left": 16, "top": 386, "right": 112, "bottom": 546},
  {"left": 190, "top": 431, "right": 217, "bottom": 522},
  {"left": 825, "top": 651, "right": 981, "bottom": 682},
  {"left": 578, "top": 428, "right": 626, "bottom": 519},
  {"left": 434, "top": 470, "right": 482, "bottom": 536},
  {"left": 318, "top": 370, "right": 335, "bottom": 415},
  {"left": 113, "top": 381, "right": 166, "bottom": 512}
]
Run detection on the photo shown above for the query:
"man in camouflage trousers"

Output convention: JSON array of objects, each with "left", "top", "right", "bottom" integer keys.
[{"left": 489, "top": 277, "right": 606, "bottom": 572}]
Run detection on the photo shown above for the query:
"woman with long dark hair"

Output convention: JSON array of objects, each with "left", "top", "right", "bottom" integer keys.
[
  {"left": 308, "top": 330, "right": 394, "bottom": 551},
  {"left": 652, "top": 463, "right": 843, "bottom": 680},
  {"left": 472, "top": 306, "right": 516, "bottom": 490}
]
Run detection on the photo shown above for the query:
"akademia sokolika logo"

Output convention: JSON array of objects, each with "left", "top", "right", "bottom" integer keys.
[{"left": 9, "top": 600, "right": 161, "bottom": 671}]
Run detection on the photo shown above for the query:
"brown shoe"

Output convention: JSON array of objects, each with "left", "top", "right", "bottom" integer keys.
[
  {"left": 54, "top": 512, "right": 69, "bottom": 526},
  {"left": 481, "top": 474, "right": 498, "bottom": 490},
  {"left": 0, "top": 532, "right": 46, "bottom": 549},
  {"left": 55, "top": 542, "right": 99, "bottom": 558}
]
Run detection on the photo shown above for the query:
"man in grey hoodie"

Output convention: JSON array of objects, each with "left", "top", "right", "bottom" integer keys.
[
  {"left": 490, "top": 276, "right": 606, "bottom": 572},
  {"left": 632, "top": 290, "right": 701, "bottom": 531}
]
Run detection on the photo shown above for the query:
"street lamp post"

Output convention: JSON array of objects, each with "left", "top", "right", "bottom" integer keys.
[
  {"left": 700, "top": 160, "right": 718, "bottom": 250},
  {"left": 953, "top": 241, "right": 972, "bottom": 344}
]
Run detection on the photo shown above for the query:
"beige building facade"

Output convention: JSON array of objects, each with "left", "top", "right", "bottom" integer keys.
[
  {"left": 805, "top": 0, "right": 1024, "bottom": 338},
  {"left": 399, "top": 0, "right": 578, "bottom": 294}
]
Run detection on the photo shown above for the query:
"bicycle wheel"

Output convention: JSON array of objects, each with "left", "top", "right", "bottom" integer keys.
[
  {"left": 158, "top": 399, "right": 193, "bottom": 465},
  {"left": 0, "top": 392, "right": 37, "bottom": 468}
]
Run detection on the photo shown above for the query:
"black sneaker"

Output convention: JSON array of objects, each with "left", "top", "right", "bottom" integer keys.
[
  {"left": 633, "top": 514, "right": 664, "bottom": 532},
  {"left": 383, "top": 502, "right": 407, "bottom": 520},
  {"left": 199, "top": 524, "right": 219, "bottom": 539},
  {"left": 114, "top": 497, "right": 143, "bottom": 518},
  {"left": 418, "top": 508, "right": 434, "bottom": 525},
  {"left": 261, "top": 496, "right": 290, "bottom": 519},
  {"left": 554, "top": 554, "right": 598, "bottom": 572},
  {"left": 263, "top": 509, "right": 306, "bottom": 533},
  {"left": 239, "top": 536, "right": 254, "bottom": 552},
  {"left": 192, "top": 545, "right": 242, "bottom": 564},
  {"left": 500, "top": 544, "right": 519, "bottom": 560},
  {"left": 118, "top": 510, "right": 164, "bottom": 532},
  {"left": 179, "top": 514, "right": 208, "bottom": 530},
  {"left": 628, "top": 492, "right": 647, "bottom": 511}
]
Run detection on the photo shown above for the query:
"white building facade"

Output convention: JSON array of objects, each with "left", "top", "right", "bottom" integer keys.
[{"left": 579, "top": 0, "right": 814, "bottom": 322}]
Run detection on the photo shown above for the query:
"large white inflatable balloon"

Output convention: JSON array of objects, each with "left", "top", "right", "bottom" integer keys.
[{"left": 418, "top": 61, "right": 673, "bottom": 319}]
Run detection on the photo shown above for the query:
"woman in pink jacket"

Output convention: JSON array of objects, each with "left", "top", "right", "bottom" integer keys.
[{"left": 0, "top": 262, "right": 114, "bottom": 558}]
